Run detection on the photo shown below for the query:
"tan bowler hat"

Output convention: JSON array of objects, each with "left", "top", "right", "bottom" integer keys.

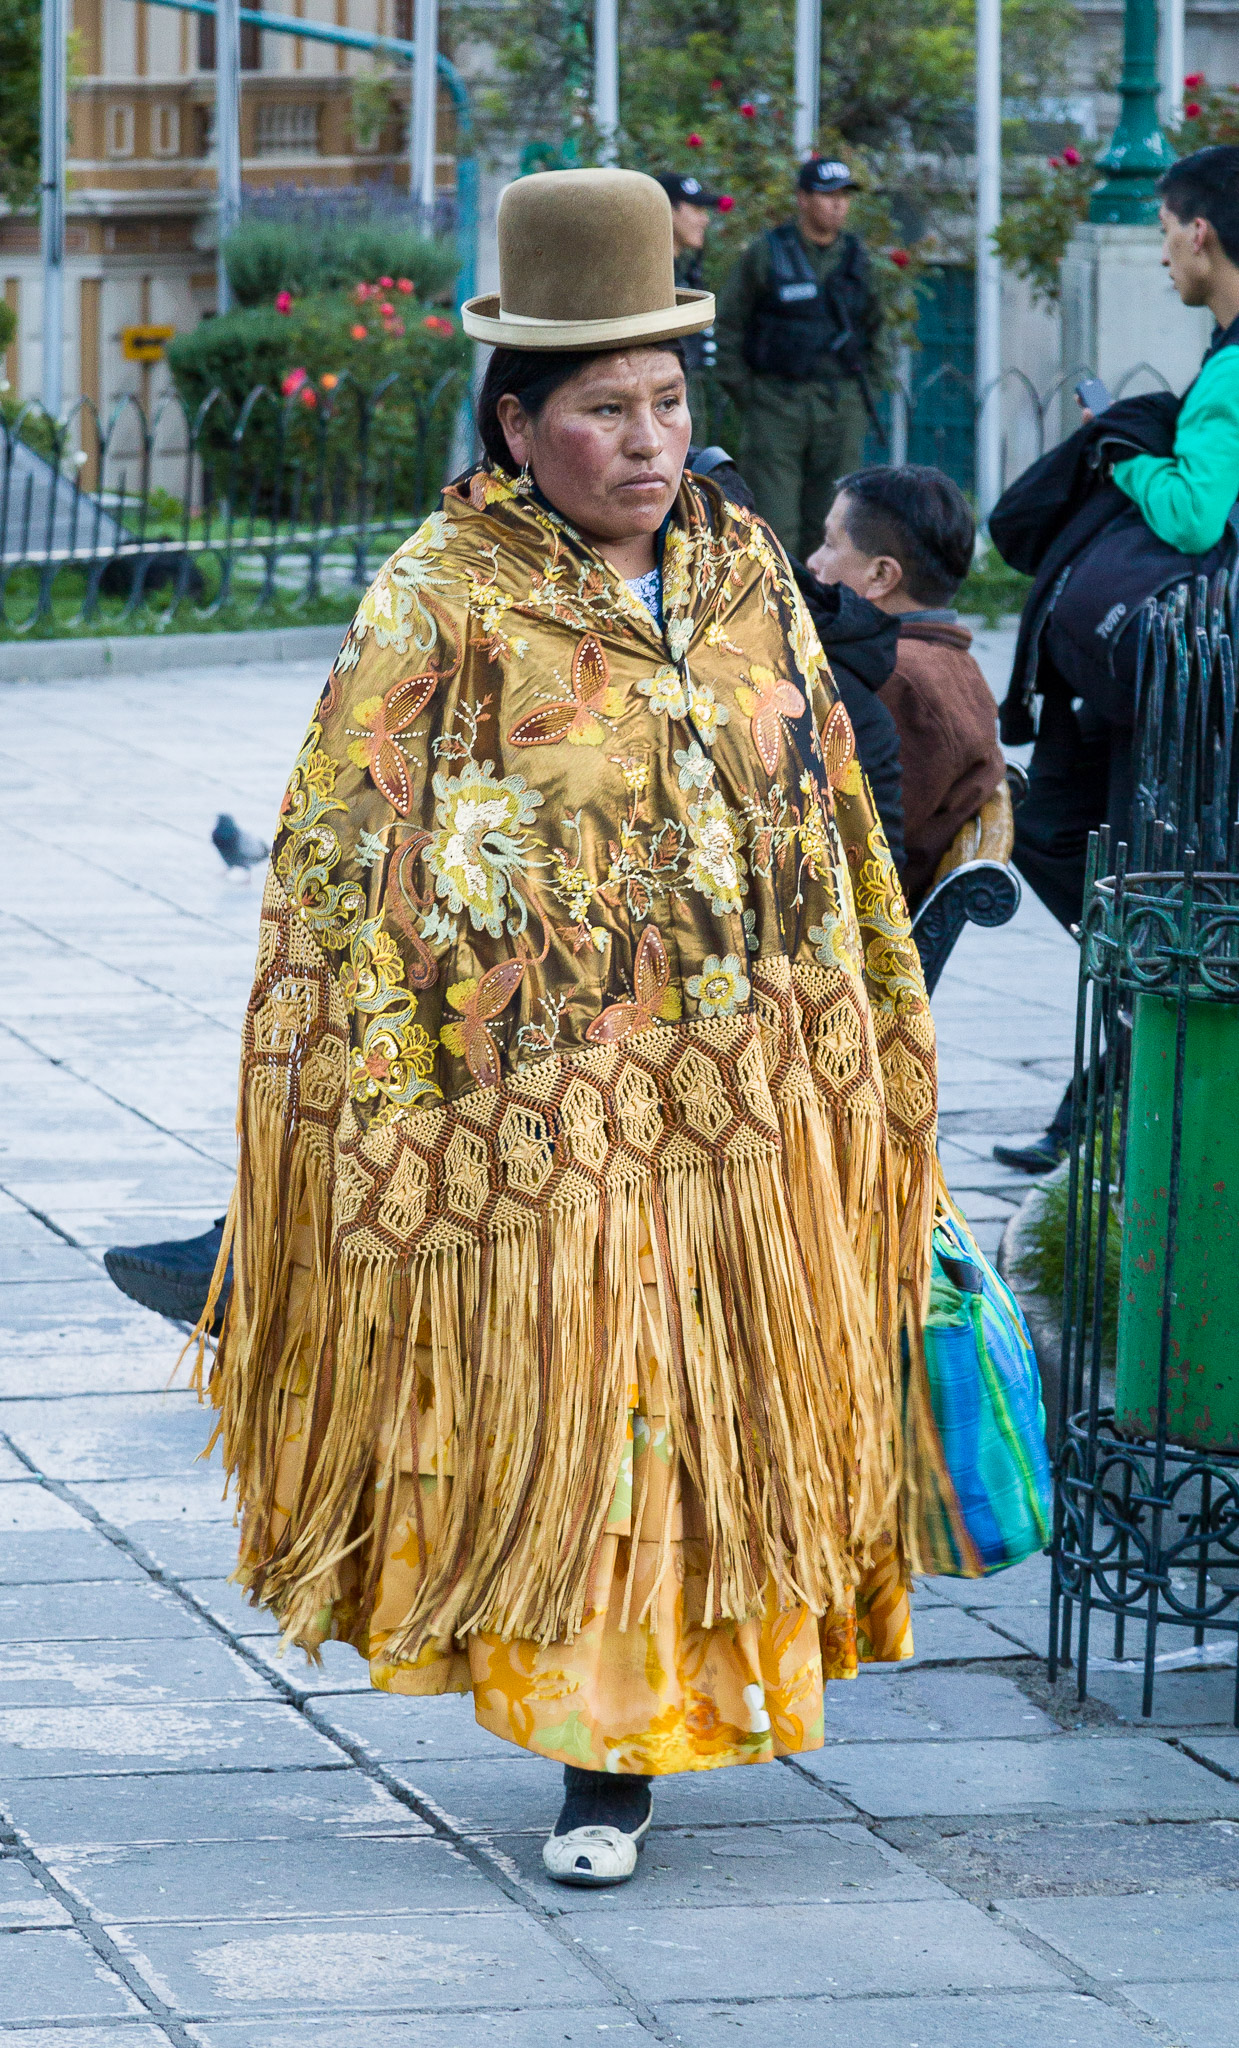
[{"left": 462, "top": 167, "right": 715, "bottom": 351}]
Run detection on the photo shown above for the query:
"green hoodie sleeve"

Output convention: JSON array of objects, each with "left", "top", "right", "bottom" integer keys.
[{"left": 1112, "top": 347, "right": 1239, "bottom": 553}]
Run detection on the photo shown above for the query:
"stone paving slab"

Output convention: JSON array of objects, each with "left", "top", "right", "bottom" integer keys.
[
  {"left": 72, "top": 1474, "right": 233, "bottom": 1528},
  {"left": 1183, "top": 1734, "right": 1239, "bottom": 1778},
  {"left": 396, "top": 1756, "right": 850, "bottom": 1835},
  {"left": 0, "top": 1579, "right": 216, "bottom": 1643},
  {"left": 819, "top": 1668, "right": 1056, "bottom": 1743},
  {"left": 0, "top": 1530, "right": 148, "bottom": 1584},
  {"left": 44, "top": 1835, "right": 501, "bottom": 1924},
  {"left": 0, "top": 2033, "right": 175, "bottom": 2048},
  {"left": 657, "top": 1990, "right": 1164, "bottom": 2047},
  {"left": 311, "top": 1689, "right": 525, "bottom": 1764},
  {"left": 129, "top": 1520, "right": 243, "bottom": 1579},
  {"left": 0, "top": 1856, "right": 72, "bottom": 1928},
  {"left": 799, "top": 1734, "right": 1239, "bottom": 1818},
  {"left": 572, "top": 1898, "right": 1068, "bottom": 2004},
  {"left": 902, "top": 1606, "right": 1029, "bottom": 1664},
  {"left": 4, "top": 1767, "right": 424, "bottom": 1849},
  {"left": 184, "top": 1579, "right": 280, "bottom": 1637},
  {"left": 184, "top": 2016, "right": 637, "bottom": 2046},
  {"left": 1002, "top": 1890, "right": 1239, "bottom": 1983},
  {"left": 883, "top": 1816, "right": 1239, "bottom": 1898},
  {"left": 487, "top": 1820, "right": 953, "bottom": 1911},
  {"left": 0, "top": 1635, "right": 268, "bottom": 1707},
  {"left": 0, "top": 1928, "right": 145, "bottom": 2023},
  {"left": 0, "top": 1701, "right": 340, "bottom": 1777},
  {"left": 0, "top": 1485, "right": 96, "bottom": 1533},
  {"left": 1085, "top": 1664, "right": 1239, "bottom": 1727},
  {"left": 0, "top": 1393, "right": 216, "bottom": 1482},
  {"left": 0, "top": 1240, "right": 101, "bottom": 1283},
  {"left": 1123, "top": 1980, "right": 1238, "bottom": 2047},
  {"left": 113, "top": 1910, "right": 601, "bottom": 2017},
  {"left": 239, "top": 1637, "right": 377, "bottom": 1699}
]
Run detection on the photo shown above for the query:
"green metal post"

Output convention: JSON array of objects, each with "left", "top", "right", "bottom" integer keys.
[
  {"left": 1116, "top": 994, "right": 1239, "bottom": 1451},
  {"left": 1089, "top": 0, "right": 1177, "bottom": 224}
]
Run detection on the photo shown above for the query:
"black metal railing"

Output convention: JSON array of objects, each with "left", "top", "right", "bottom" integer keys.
[{"left": 0, "top": 369, "right": 468, "bottom": 635}]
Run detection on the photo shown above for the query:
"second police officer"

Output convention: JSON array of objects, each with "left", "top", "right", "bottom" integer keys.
[
  {"left": 655, "top": 171, "right": 726, "bottom": 436},
  {"left": 715, "top": 157, "right": 884, "bottom": 561}
]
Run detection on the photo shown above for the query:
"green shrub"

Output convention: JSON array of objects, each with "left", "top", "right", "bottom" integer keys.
[
  {"left": 1017, "top": 1143, "right": 1122, "bottom": 1372},
  {"left": 222, "top": 215, "right": 458, "bottom": 310},
  {"left": 0, "top": 298, "right": 15, "bottom": 356},
  {"left": 166, "top": 288, "right": 471, "bottom": 519}
]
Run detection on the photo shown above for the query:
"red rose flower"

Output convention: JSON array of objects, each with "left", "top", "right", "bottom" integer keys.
[
  {"left": 351, "top": 323, "right": 368, "bottom": 340},
  {"left": 384, "top": 316, "right": 406, "bottom": 336},
  {"left": 379, "top": 301, "right": 394, "bottom": 316},
  {"left": 687, "top": 132, "right": 702, "bottom": 148},
  {"left": 397, "top": 277, "right": 414, "bottom": 293},
  {"left": 718, "top": 194, "right": 735, "bottom": 212},
  {"left": 354, "top": 282, "right": 371, "bottom": 302},
  {"left": 281, "top": 367, "right": 308, "bottom": 396},
  {"left": 299, "top": 386, "right": 317, "bottom": 408},
  {"left": 1049, "top": 155, "right": 1063, "bottom": 168},
  {"left": 709, "top": 77, "right": 723, "bottom": 91},
  {"left": 1185, "top": 102, "right": 1201, "bottom": 118},
  {"left": 1185, "top": 73, "right": 1204, "bottom": 89},
  {"left": 274, "top": 290, "right": 293, "bottom": 314},
  {"left": 740, "top": 101, "right": 756, "bottom": 119},
  {"left": 1063, "top": 146, "right": 1081, "bottom": 165},
  {"left": 889, "top": 248, "right": 910, "bottom": 269},
  {"left": 379, "top": 275, "right": 394, "bottom": 289}
]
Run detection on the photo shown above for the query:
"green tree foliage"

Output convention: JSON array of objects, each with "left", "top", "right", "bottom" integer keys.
[
  {"left": 222, "top": 215, "right": 459, "bottom": 310},
  {"left": 0, "top": 0, "right": 40, "bottom": 210}
]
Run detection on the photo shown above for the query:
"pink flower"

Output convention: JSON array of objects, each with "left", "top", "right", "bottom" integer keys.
[
  {"left": 1063, "top": 146, "right": 1081, "bottom": 165},
  {"left": 709, "top": 77, "right": 723, "bottom": 91},
  {"left": 422, "top": 314, "right": 454, "bottom": 337},
  {"left": 739, "top": 101, "right": 756, "bottom": 119},
  {"left": 1185, "top": 102, "right": 1202, "bottom": 118},
  {"left": 383, "top": 316, "right": 406, "bottom": 336},
  {"left": 379, "top": 300, "right": 394, "bottom": 316},
  {"left": 718, "top": 194, "right": 735, "bottom": 212},
  {"left": 687, "top": 132, "right": 702, "bottom": 148},
  {"left": 1185, "top": 72, "right": 1204, "bottom": 89},
  {"left": 351, "top": 323, "right": 368, "bottom": 340},
  {"left": 889, "top": 248, "right": 910, "bottom": 269},
  {"left": 280, "top": 367, "right": 308, "bottom": 396},
  {"left": 396, "top": 277, "right": 414, "bottom": 294},
  {"left": 1048, "top": 155, "right": 1063, "bottom": 168},
  {"left": 354, "top": 282, "right": 372, "bottom": 302},
  {"left": 274, "top": 290, "right": 293, "bottom": 314},
  {"left": 298, "top": 386, "right": 317, "bottom": 408},
  {"left": 379, "top": 275, "right": 394, "bottom": 289}
]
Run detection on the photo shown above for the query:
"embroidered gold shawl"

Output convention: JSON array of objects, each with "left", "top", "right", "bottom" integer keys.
[{"left": 203, "top": 467, "right": 940, "bottom": 1662}]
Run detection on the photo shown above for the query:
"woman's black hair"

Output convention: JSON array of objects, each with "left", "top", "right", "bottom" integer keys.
[{"left": 477, "top": 342, "right": 687, "bottom": 471}]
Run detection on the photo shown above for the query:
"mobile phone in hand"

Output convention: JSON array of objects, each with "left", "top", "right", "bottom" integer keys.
[{"left": 1075, "top": 376, "right": 1112, "bottom": 415}]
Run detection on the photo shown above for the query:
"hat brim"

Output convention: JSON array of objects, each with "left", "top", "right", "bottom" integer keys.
[{"left": 461, "top": 288, "right": 715, "bottom": 351}]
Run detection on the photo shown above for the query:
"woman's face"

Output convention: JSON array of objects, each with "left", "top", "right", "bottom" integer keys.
[{"left": 497, "top": 349, "right": 691, "bottom": 546}]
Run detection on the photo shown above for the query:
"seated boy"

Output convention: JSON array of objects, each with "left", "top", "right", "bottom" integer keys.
[{"left": 807, "top": 464, "right": 1006, "bottom": 908}]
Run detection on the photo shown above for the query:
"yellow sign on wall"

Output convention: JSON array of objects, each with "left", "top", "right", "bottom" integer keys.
[{"left": 121, "top": 324, "right": 176, "bottom": 364}]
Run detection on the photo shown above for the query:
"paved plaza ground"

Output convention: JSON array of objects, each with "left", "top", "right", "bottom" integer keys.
[{"left": 1, "top": 644, "right": 1237, "bottom": 2047}]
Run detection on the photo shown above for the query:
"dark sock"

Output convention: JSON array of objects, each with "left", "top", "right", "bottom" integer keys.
[{"left": 553, "top": 1764, "right": 652, "bottom": 1837}]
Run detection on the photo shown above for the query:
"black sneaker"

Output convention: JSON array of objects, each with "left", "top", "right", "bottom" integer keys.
[
  {"left": 992, "top": 1132, "right": 1069, "bottom": 1175},
  {"left": 103, "top": 1218, "right": 231, "bottom": 1330}
]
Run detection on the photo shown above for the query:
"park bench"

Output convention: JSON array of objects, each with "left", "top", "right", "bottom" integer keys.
[{"left": 911, "top": 764, "right": 1027, "bottom": 997}]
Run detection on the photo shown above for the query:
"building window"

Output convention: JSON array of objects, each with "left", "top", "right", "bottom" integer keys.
[
  {"left": 255, "top": 102, "right": 320, "bottom": 156},
  {"left": 106, "top": 104, "right": 136, "bottom": 157},
  {"left": 394, "top": 0, "right": 413, "bottom": 39},
  {"left": 151, "top": 103, "right": 181, "bottom": 157},
  {"left": 198, "top": 11, "right": 262, "bottom": 70}
]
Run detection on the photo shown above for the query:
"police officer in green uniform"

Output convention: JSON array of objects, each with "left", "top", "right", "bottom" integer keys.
[
  {"left": 715, "top": 158, "right": 882, "bottom": 561},
  {"left": 656, "top": 171, "right": 724, "bottom": 439}
]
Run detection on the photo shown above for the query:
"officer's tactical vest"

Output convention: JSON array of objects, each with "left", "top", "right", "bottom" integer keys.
[{"left": 743, "top": 225, "right": 870, "bottom": 383}]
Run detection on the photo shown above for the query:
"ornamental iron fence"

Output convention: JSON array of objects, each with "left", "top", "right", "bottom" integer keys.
[{"left": 1050, "top": 573, "right": 1239, "bottom": 1726}]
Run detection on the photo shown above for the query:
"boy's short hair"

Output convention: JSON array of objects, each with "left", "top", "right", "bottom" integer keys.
[
  {"left": 835, "top": 464, "right": 975, "bottom": 607},
  {"left": 1160, "top": 146, "right": 1239, "bottom": 265}
]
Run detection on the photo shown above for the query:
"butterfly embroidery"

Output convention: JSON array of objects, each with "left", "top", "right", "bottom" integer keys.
[
  {"left": 734, "top": 664, "right": 806, "bottom": 777},
  {"left": 508, "top": 632, "right": 624, "bottom": 749},
  {"left": 353, "top": 671, "right": 440, "bottom": 815},
  {"left": 439, "top": 959, "right": 526, "bottom": 1087},
  {"left": 586, "top": 925, "right": 682, "bottom": 1044}
]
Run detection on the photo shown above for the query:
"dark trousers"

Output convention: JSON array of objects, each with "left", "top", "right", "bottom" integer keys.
[
  {"left": 1013, "top": 688, "right": 1132, "bottom": 1144},
  {"left": 1012, "top": 690, "right": 1134, "bottom": 938}
]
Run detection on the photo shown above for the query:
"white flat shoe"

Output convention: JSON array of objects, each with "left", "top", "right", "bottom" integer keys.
[{"left": 542, "top": 1810, "right": 652, "bottom": 1887}]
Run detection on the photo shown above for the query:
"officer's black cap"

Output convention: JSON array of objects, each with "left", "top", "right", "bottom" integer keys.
[
  {"left": 656, "top": 172, "right": 724, "bottom": 209},
  {"left": 797, "top": 158, "right": 859, "bottom": 195}
]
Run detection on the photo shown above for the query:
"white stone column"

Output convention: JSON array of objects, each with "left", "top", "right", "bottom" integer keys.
[{"left": 1059, "top": 223, "right": 1212, "bottom": 439}]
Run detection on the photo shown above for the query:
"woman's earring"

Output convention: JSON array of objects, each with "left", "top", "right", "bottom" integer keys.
[{"left": 516, "top": 459, "right": 533, "bottom": 495}]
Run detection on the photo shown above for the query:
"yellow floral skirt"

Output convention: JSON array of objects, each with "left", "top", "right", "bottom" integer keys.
[{"left": 262, "top": 1218, "right": 913, "bottom": 1777}]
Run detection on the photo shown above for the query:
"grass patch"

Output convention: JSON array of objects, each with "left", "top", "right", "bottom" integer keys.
[
  {"left": 959, "top": 553, "right": 1033, "bottom": 628},
  {"left": 0, "top": 572, "right": 360, "bottom": 642},
  {"left": 1015, "top": 1148, "right": 1121, "bottom": 1371}
]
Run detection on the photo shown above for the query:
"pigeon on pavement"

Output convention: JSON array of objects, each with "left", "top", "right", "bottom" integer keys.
[{"left": 212, "top": 813, "right": 269, "bottom": 872}]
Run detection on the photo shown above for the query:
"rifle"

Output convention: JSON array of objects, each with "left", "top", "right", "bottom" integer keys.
[{"left": 824, "top": 277, "right": 888, "bottom": 451}]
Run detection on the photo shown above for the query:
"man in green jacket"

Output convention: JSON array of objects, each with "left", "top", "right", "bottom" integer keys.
[{"left": 714, "top": 158, "right": 882, "bottom": 560}]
